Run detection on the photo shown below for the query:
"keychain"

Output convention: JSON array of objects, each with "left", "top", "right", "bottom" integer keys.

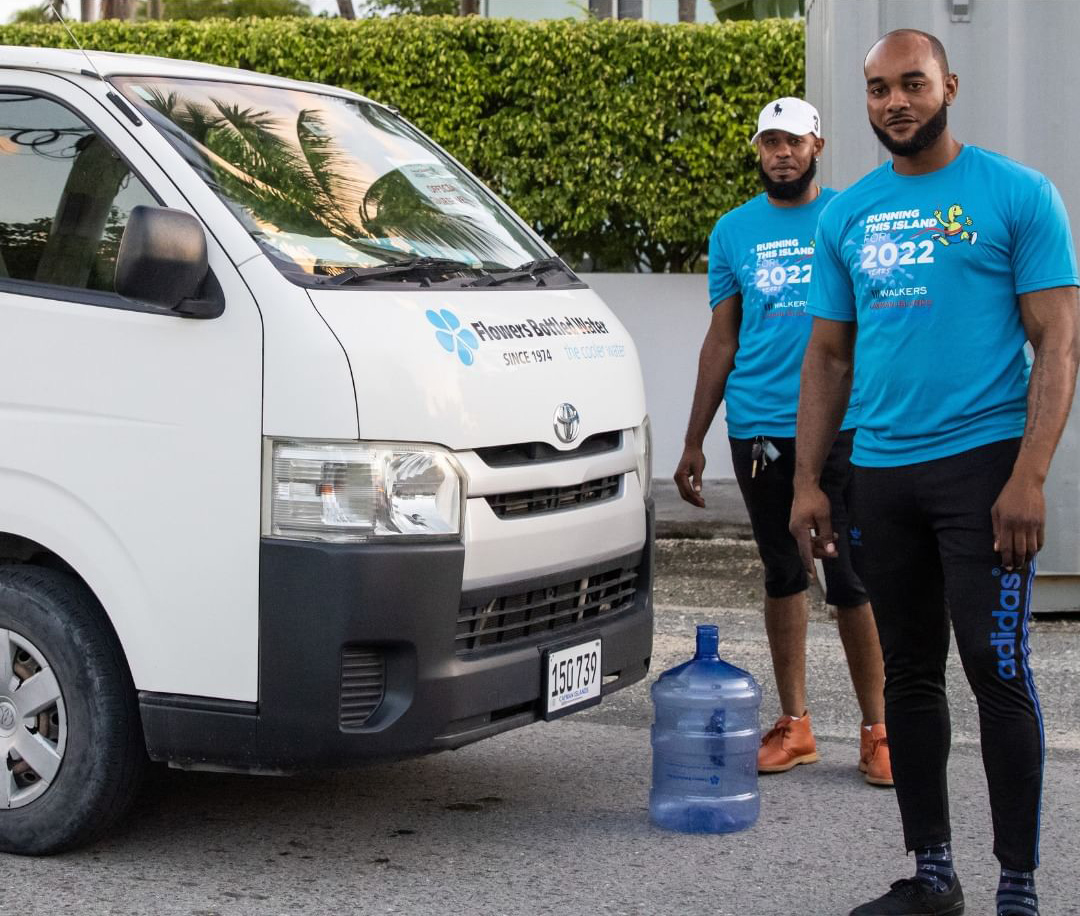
[{"left": 751, "top": 436, "right": 781, "bottom": 479}]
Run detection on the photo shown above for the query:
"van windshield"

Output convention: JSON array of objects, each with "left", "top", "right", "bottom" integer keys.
[{"left": 114, "top": 78, "right": 555, "bottom": 284}]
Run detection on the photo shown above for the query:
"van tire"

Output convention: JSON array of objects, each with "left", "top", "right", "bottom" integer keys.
[{"left": 0, "top": 567, "right": 145, "bottom": 855}]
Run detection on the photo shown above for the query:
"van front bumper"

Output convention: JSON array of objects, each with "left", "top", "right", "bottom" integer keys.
[{"left": 140, "top": 502, "right": 654, "bottom": 771}]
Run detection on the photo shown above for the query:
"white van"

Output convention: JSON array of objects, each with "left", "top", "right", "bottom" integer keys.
[{"left": 0, "top": 47, "right": 653, "bottom": 855}]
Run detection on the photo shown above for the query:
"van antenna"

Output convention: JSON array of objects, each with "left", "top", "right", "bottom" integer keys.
[{"left": 48, "top": 3, "right": 104, "bottom": 81}]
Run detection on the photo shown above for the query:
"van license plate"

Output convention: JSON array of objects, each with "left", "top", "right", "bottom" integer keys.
[{"left": 542, "top": 638, "right": 602, "bottom": 720}]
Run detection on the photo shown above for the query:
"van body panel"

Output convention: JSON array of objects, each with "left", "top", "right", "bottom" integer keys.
[
  {"left": 0, "top": 469, "right": 154, "bottom": 677},
  {"left": 42, "top": 73, "right": 362, "bottom": 444},
  {"left": 0, "top": 71, "right": 263, "bottom": 700},
  {"left": 142, "top": 504, "right": 653, "bottom": 770},
  {"left": 308, "top": 288, "right": 647, "bottom": 450},
  {"left": 235, "top": 264, "right": 360, "bottom": 440},
  {"left": 0, "top": 45, "right": 381, "bottom": 109},
  {"left": 454, "top": 434, "right": 646, "bottom": 587},
  {"left": 462, "top": 474, "right": 646, "bottom": 590},
  {"left": 0, "top": 274, "right": 264, "bottom": 700}
]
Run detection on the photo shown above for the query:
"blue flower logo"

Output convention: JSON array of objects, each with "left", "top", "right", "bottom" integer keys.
[{"left": 426, "top": 308, "right": 479, "bottom": 366}]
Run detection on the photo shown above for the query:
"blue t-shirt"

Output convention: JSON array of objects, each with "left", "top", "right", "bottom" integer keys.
[
  {"left": 709, "top": 189, "right": 859, "bottom": 438},
  {"left": 808, "top": 145, "right": 1079, "bottom": 467}
]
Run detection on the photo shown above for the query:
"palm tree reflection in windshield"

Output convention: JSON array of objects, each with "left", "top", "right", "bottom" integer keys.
[
  {"left": 138, "top": 85, "right": 532, "bottom": 274},
  {"left": 360, "top": 165, "right": 518, "bottom": 267}
]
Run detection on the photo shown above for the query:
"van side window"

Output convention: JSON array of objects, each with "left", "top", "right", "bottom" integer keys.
[{"left": 0, "top": 91, "right": 158, "bottom": 294}]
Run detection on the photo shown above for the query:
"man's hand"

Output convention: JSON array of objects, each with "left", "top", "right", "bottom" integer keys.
[
  {"left": 789, "top": 484, "right": 838, "bottom": 574},
  {"left": 675, "top": 295, "right": 741, "bottom": 510},
  {"left": 674, "top": 446, "right": 707, "bottom": 508},
  {"left": 791, "top": 317, "right": 855, "bottom": 572},
  {"left": 992, "top": 472, "right": 1045, "bottom": 570},
  {"left": 995, "top": 283, "right": 1080, "bottom": 571}
]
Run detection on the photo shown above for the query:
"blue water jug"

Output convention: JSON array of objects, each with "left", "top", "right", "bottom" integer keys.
[{"left": 649, "top": 624, "right": 761, "bottom": 833}]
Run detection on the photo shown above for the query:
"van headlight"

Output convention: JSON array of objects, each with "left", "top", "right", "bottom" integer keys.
[
  {"left": 634, "top": 416, "right": 652, "bottom": 500},
  {"left": 265, "top": 439, "right": 464, "bottom": 542}
]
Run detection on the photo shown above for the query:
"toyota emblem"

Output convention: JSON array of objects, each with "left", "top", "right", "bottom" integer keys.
[{"left": 553, "top": 403, "right": 580, "bottom": 444}]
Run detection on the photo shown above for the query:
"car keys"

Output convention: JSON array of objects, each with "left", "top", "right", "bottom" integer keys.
[{"left": 751, "top": 436, "right": 780, "bottom": 478}]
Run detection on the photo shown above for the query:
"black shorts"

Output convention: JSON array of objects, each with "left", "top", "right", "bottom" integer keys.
[{"left": 730, "top": 429, "right": 867, "bottom": 606}]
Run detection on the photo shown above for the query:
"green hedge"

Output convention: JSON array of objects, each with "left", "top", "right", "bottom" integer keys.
[{"left": 0, "top": 17, "right": 804, "bottom": 271}]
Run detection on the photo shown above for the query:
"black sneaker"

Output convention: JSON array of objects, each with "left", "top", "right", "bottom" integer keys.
[{"left": 849, "top": 877, "right": 965, "bottom": 916}]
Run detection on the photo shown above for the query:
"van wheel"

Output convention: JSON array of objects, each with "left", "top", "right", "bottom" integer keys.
[{"left": 0, "top": 567, "right": 144, "bottom": 855}]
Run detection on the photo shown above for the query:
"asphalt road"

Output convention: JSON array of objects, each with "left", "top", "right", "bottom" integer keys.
[{"left": 1, "top": 537, "right": 1077, "bottom": 916}]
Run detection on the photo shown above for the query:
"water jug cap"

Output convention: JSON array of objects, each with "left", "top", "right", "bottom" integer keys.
[{"left": 695, "top": 624, "right": 719, "bottom": 659}]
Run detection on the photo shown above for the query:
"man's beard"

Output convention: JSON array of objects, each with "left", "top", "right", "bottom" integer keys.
[
  {"left": 871, "top": 101, "right": 948, "bottom": 156},
  {"left": 758, "top": 155, "right": 817, "bottom": 201}
]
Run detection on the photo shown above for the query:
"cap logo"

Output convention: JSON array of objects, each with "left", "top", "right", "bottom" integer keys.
[
  {"left": 813, "top": 114, "right": 820, "bottom": 132},
  {"left": 773, "top": 103, "right": 783, "bottom": 116}
]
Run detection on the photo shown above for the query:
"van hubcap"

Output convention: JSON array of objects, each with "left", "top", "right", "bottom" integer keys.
[
  {"left": 0, "top": 629, "right": 67, "bottom": 808},
  {"left": 0, "top": 699, "right": 16, "bottom": 737}
]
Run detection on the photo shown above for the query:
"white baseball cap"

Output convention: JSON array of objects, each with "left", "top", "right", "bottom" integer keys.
[{"left": 751, "top": 97, "right": 822, "bottom": 144}]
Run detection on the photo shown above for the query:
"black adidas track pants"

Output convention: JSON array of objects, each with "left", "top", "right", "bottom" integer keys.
[{"left": 848, "top": 438, "right": 1044, "bottom": 871}]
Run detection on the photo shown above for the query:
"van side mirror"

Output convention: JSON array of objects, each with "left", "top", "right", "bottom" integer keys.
[{"left": 115, "top": 206, "right": 223, "bottom": 319}]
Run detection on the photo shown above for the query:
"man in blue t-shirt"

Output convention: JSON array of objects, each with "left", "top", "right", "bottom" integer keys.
[
  {"left": 792, "top": 30, "right": 1079, "bottom": 916},
  {"left": 674, "top": 98, "right": 892, "bottom": 787}
]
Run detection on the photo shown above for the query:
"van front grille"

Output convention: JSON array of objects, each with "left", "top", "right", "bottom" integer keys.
[
  {"left": 339, "top": 647, "right": 385, "bottom": 730},
  {"left": 486, "top": 475, "right": 620, "bottom": 519},
  {"left": 456, "top": 565, "right": 638, "bottom": 654},
  {"left": 474, "top": 430, "right": 621, "bottom": 467}
]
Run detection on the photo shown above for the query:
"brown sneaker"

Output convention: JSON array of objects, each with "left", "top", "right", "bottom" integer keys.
[
  {"left": 859, "top": 723, "right": 894, "bottom": 787},
  {"left": 758, "top": 711, "right": 820, "bottom": 773}
]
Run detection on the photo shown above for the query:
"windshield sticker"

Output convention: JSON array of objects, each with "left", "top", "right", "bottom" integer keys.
[
  {"left": 399, "top": 162, "right": 485, "bottom": 215},
  {"left": 424, "top": 309, "right": 625, "bottom": 369}
]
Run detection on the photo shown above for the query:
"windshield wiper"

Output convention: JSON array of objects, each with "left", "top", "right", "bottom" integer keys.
[
  {"left": 468, "top": 257, "right": 569, "bottom": 288},
  {"left": 328, "top": 257, "right": 486, "bottom": 286}
]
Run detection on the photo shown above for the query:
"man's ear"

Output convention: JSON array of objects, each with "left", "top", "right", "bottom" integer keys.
[
  {"left": 814, "top": 136, "right": 826, "bottom": 156},
  {"left": 945, "top": 72, "right": 959, "bottom": 106}
]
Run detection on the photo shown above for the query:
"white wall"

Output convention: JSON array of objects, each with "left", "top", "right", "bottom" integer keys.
[{"left": 586, "top": 273, "right": 735, "bottom": 481}]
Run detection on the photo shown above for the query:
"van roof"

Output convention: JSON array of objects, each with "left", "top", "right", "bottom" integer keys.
[{"left": 0, "top": 44, "right": 381, "bottom": 107}]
